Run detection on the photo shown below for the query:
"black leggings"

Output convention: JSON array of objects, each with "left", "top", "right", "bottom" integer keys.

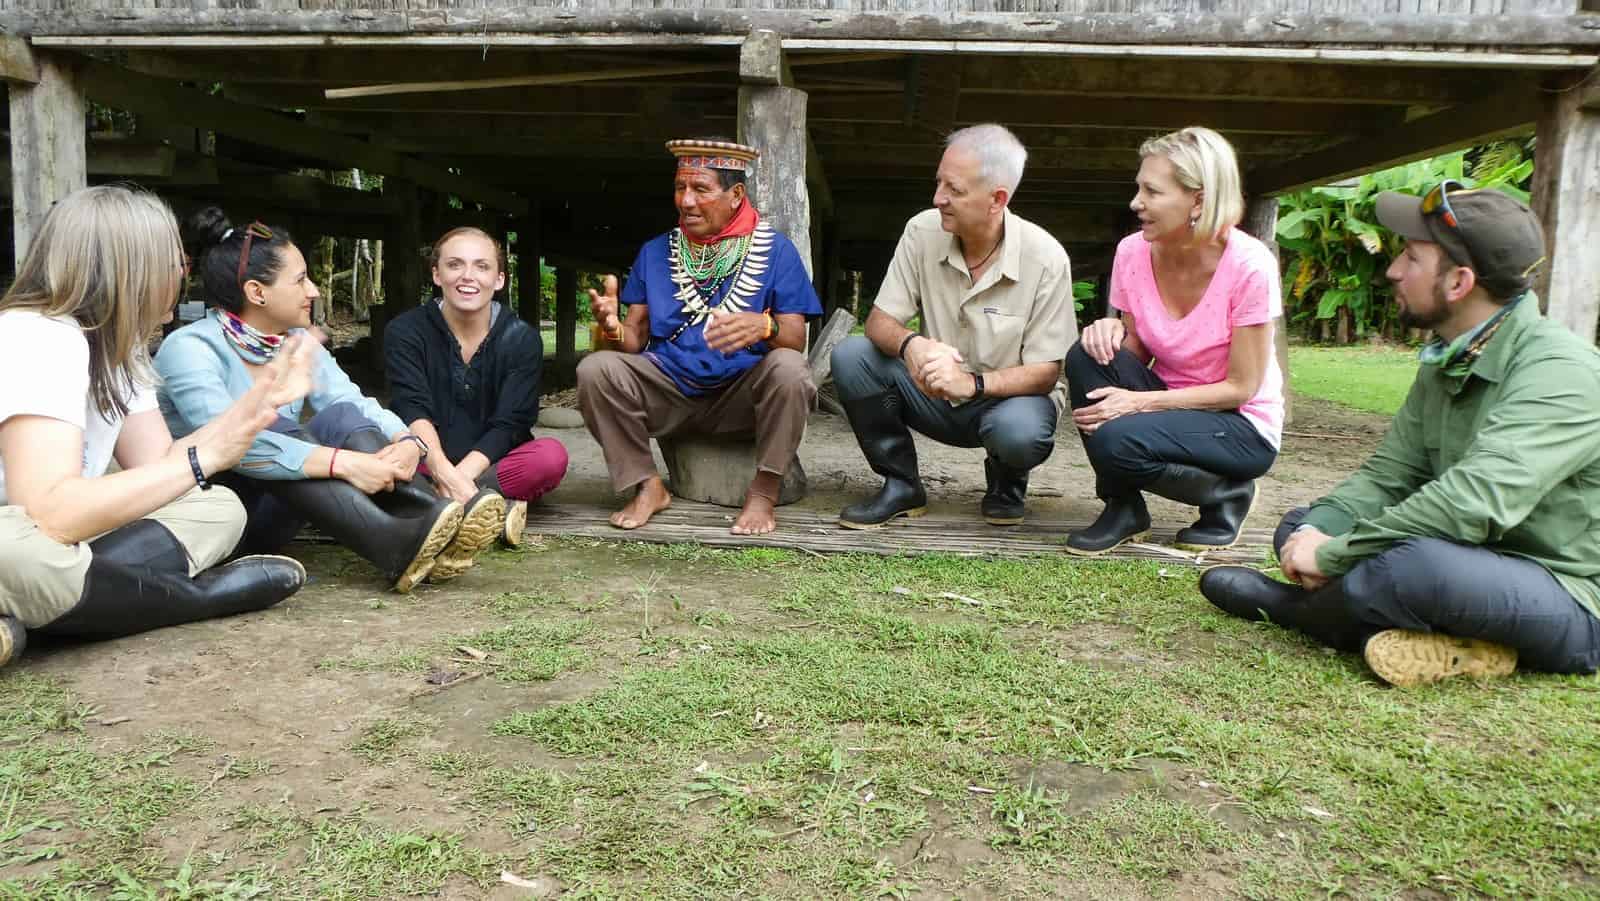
[{"left": 1064, "top": 342, "right": 1276, "bottom": 497}]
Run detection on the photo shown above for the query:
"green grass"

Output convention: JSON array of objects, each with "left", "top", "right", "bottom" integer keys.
[
  {"left": 1288, "top": 343, "right": 1419, "bottom": 416},
  {"left": 539, "top": 328, "right": 592, "bottom": 357},
  {"left": 5, "top": 546, "right": 1600, "bottom": 897}
]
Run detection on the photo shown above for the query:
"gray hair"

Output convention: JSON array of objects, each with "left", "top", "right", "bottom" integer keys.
[{"left": 944, "top": 123, "right": 1027, "bottom": 196}]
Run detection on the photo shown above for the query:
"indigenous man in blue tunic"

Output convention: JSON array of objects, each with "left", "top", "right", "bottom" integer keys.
[{"left": 577, "top": 139, "right": 822, "bottom": 535}]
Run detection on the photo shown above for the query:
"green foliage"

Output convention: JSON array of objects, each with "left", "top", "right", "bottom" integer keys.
[{"left": 1277, "top": 140, "right": 1535, "bottom": 343}]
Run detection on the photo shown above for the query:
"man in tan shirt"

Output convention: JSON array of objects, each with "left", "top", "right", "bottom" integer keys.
[{"left": 832, "top": 123, "right": 1077, "bottom": 529}]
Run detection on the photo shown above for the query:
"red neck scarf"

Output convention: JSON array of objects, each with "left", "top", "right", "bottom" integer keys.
[{"left": 680, "top": 201, "right": 760, "bottom": 246}]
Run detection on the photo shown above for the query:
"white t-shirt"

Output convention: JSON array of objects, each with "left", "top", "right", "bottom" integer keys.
[{"left": 0, "top": 311, "right": 157, "bottom": 505}]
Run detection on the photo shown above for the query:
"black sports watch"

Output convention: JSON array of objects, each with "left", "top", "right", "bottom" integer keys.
[{"left": 972, "top": 372, "right": 985, "bottom": 399}]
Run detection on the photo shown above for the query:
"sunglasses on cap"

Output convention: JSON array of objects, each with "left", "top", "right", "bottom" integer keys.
[
  {"left": 236, "top": 221, "right": 274, "bottom": 292},
  {"left": 1419, "top": 179, "right": 1489, "bottom": 271}
]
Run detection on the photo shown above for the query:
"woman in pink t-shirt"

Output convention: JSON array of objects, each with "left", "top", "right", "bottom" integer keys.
[{"left": 1064, "top": 127, "right": 1284, "bottom": 555}]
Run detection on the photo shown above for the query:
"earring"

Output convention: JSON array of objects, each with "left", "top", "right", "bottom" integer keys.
[{"left": 1188, "top": 216, "right": 1199, "bottom": 230}]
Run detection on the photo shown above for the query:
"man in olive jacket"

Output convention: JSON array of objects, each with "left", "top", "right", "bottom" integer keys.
[{"left": 1200, "top": 183, "right": 1600, "bottom": 687}]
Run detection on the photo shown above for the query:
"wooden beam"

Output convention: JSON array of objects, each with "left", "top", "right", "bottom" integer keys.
[
  {"left": 9, "top": 50, "right": 85, "bottom": 261},
  {"left": 1532, "top": 71, "right": 1600, "bottom": 340},
  {"left": 73, "top": 58, "right": 529, "bottom": 215},
  {"left": 325, "top": 61, "right": 735, "bottom": 100},
  {"left": 904, "top": 56, "right": 962, "bottom": 137},
  {"left": 18, "top": 12, "right": 1600, "bottom": 49},
  {"left": 555, "top": 267, "right": 578, "bottom": 373},
  {"left": 514, "top": 208, "right": 543, "bottom": 327},
  {"left": 1579, "top": 65, "right": 1600, "bottom": 112},
  {"left": 1248, "top": 86, "right": 1539, "bottom": 195},
  {"left": 739, "top": 31, "right": 813, "bottom": 278},
  {"left": 0, "top": 35, "right": 39, "bottom": 85},
  {"left": 956, "top": 56, "right": 1530, "bottom": 106}
]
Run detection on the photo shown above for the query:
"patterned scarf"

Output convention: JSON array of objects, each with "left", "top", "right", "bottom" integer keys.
[
  {"left": 1418, "top": 295, "right": 1522, "bottom": 378},
  {"left": 217, "top": 308, "right": 283, "bottom": 365}
]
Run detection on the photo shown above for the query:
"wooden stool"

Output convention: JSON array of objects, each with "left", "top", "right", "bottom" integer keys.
[{"left": 658, "top": 436, "right": 807, "bottom": 507}]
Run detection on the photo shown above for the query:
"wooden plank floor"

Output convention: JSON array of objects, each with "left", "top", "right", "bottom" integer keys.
[{"left": 521, "top": 501, "right": 1273, "bottom": 566}]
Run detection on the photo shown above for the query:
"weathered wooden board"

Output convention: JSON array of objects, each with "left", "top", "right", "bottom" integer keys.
[
  {"left": 12, "top": 10, "right": 1600, "bottom": 48},
  {"left": 519, "top": 501, "right": 1273, "bottom": 566}
]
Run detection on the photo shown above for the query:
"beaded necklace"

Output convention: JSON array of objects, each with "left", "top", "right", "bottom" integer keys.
[
  {"left": 675, "top": 230, "right": 752, "bottom": 300},
  {"left": 217, "top": 309, "right": 283, "bottom": 365}
]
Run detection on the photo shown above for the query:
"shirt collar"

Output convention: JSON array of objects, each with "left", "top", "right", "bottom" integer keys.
[
  {"left": 1467, "top": 291, "right": 1538, "bottom": 384},
  {"left": 941, "top": 208, "right": 1020, "bottom": 284}
]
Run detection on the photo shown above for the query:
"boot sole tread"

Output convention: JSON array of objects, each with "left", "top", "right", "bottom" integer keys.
[
  {"left": 838, "top": 506, "right": 928, "bottom": 530},
  {"left": 393, "top": 503, "right": 465, "bottom": 594},
  {"left": 502, "top": 500, "right": 529, "bottom": 547},
  {"left": 1363, "top": 629, "right": 1517, "bottom": 687},
  {"left": 1064, "top": 529, "right": 1151, "bottom": 557},
  {"left": 429, "top": 496, "right": 507, "bottom": 583}
]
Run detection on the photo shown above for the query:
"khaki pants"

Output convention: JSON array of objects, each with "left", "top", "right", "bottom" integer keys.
[
  {"left": 576, "top": 349, "right": 816, "bottom": 493},
  {"left": 0, "top": 486, "right": 246, "bottom": 628}
]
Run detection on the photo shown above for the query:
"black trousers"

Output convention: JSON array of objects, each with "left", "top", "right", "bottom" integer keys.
[
  {"left": 1064, "top": 342, "right": 1276, "bottom": 498},
  {"left": 1277, "top": 507, "right": 1600, "bottom": 674},
  {"left": 219, "top": 402, "right": 388, "bottom": 555}
]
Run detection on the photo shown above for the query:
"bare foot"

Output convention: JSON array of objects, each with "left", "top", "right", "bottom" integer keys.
[
  {"left": 731, "top": 473, "right": 781, "bottom": 536},
  {"left": 609, "top": 477, "right": 672, "bottom": 530}
]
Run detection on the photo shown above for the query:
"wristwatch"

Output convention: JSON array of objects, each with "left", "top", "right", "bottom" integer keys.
[
  {"left": 972, "top": 372, "right": 985, "bottom": 398},
  {"left": 398, "top": 433, "right": 429, "bottom": 460}
]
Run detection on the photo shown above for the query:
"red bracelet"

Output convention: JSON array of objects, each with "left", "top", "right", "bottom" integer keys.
[{"left": 329, "top": 448, "right": 339, "bottom": 478}]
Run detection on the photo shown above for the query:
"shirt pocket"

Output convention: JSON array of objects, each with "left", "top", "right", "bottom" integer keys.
[{"left": 977, "top": 306, "right": 1027, "bottom": 367}]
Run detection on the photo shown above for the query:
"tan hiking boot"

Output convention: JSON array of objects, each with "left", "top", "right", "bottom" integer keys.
[
  {"left": 1363, "top": 629, "right": 1517, "bottom": 687},
  {"left": 0, "top": 615, "right": 25, "bottom": 668},
  {"left": 428, "top": 490, "right": 506, "bottom": 583},
  {"left": 503, "top": 499, "right": 528, "bottom": 547}
]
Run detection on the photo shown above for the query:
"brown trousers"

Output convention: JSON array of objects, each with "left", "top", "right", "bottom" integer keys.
[{"left": 576, "top": 349, "right": 816, "bottom": 493}]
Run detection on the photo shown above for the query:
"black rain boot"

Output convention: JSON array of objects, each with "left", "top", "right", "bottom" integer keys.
[
  {"left": 338, "top": 427, "right": 442, "bottom": 512},
  {"left": 264, "top": 478, "right": 463, "bottom": 594},
  {"left": 36, "top": 520, "right": 304, "bottom": 641},
  {"left": 427, "top": 488, "right": 506, "bottom": 583},
  {"left": 1146, "top": 463, "right": 1256, "bottom": 550},
  {"left": 1065, "top": 492, "right": 1151, "bottom": 556},
  {"left": 1197, "top": 565, "right": 1369, "bottom": 652},
  {"left": 981, "top": 457, "right": 1028, "bottom": 526},
  {"left": 837, "top": 392, "right": 928, "bottom": 529}
]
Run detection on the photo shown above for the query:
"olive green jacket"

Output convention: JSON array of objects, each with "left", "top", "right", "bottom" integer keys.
[{"left": 1305, "top": 295, "right": 1600, "bottom": 617}]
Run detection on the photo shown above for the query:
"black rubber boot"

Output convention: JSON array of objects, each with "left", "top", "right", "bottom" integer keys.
[
  {"left": 263, "top": 478, "right": 462, "bottom": 593},
  {"left": 338, "top": 427, "right": 441, "bottom": 512},
  {"left": 837, "top": 392, "right": 928, "bottom": 529},
  {"left": 1065, "top": 493, "right": 1151, "bottom": 556},
  {"left": 1146, "top": 463, "right": 1256, "bottom": 550},
  {"left": 981, "top": 457, "right": 1028, "bottom": 526},
  {"left": 1198, "top": 565, "right": 1369, "bottom": 651},
  {"left": 35, "top": 520, "right": 304, "bottom": 641}
]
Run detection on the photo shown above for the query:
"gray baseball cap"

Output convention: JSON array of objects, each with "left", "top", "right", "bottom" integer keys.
[{"left": 1375, "top": 182, "right": 1547, "bottom": 299}]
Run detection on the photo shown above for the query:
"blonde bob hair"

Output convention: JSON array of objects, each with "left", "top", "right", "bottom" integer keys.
[
  {"left": 0, "top": 185, "right": 179, "bottom": 419},
  {"left": 1138, "top": 127, "right": 1244, "bottom": 241}
]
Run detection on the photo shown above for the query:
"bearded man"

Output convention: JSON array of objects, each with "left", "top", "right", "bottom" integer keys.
[
  {"left": 1199, "top": 185, "right": 1600, "bottom": 687},
  {"left": 577, "top": 139, "right": 821, "bottom": 535}
]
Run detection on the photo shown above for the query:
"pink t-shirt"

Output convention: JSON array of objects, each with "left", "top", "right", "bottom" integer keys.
[{"left": 1109, "top": 228, "right": 1285, "bottom": 448}]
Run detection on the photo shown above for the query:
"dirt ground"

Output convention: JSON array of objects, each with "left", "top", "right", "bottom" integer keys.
[{"left": 7, "top": 393, "right": 1392, "bottom": 896}]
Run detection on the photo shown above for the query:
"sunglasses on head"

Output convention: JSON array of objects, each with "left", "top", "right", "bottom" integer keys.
[
  {"left": 1418, "top": 180, "right": 1486, "bottom": 270},
  {"left": 236, "top": 221, "right": 274, "bottom": 292}
]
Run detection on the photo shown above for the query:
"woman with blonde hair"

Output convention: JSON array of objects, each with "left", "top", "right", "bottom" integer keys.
[
  {"left": 1064, "top": 126, "right": 1284, "bottom": 554},
  {"left": 157, "top": 208, "right": 494, "bottom": 592},
  {"left": 0, "top": 185, "right": 314, "bottom": 668}
]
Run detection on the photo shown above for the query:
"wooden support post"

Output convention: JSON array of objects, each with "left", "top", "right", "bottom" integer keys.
[
  {"left": 1532, "top": 67, "right": 1600, "bottom": 342},
  {"left": 819, "top": 218, "right": 842, "bottom": 319},
  {"left": 374, "top": 178, "right": 422, "bottom": 375},
  {"left": 738, "top": 29, "right": 813, "bottom": 279},
  {"left": 515, "top": 206, "right": 543, "bottom": 327},
  {"left": 555, "top": 266, "right": 578, "bottom": 373},
  {"left": 7, "top": 47, "right": 85, "bottom": 263},
  {"left": 1241, "top": 196, "right": 1292, "bottom": 424}
]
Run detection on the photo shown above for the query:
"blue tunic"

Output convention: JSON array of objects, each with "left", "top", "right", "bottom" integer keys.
[{"left": 620, "top": 221, "right": 821, "bottom": 396}]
